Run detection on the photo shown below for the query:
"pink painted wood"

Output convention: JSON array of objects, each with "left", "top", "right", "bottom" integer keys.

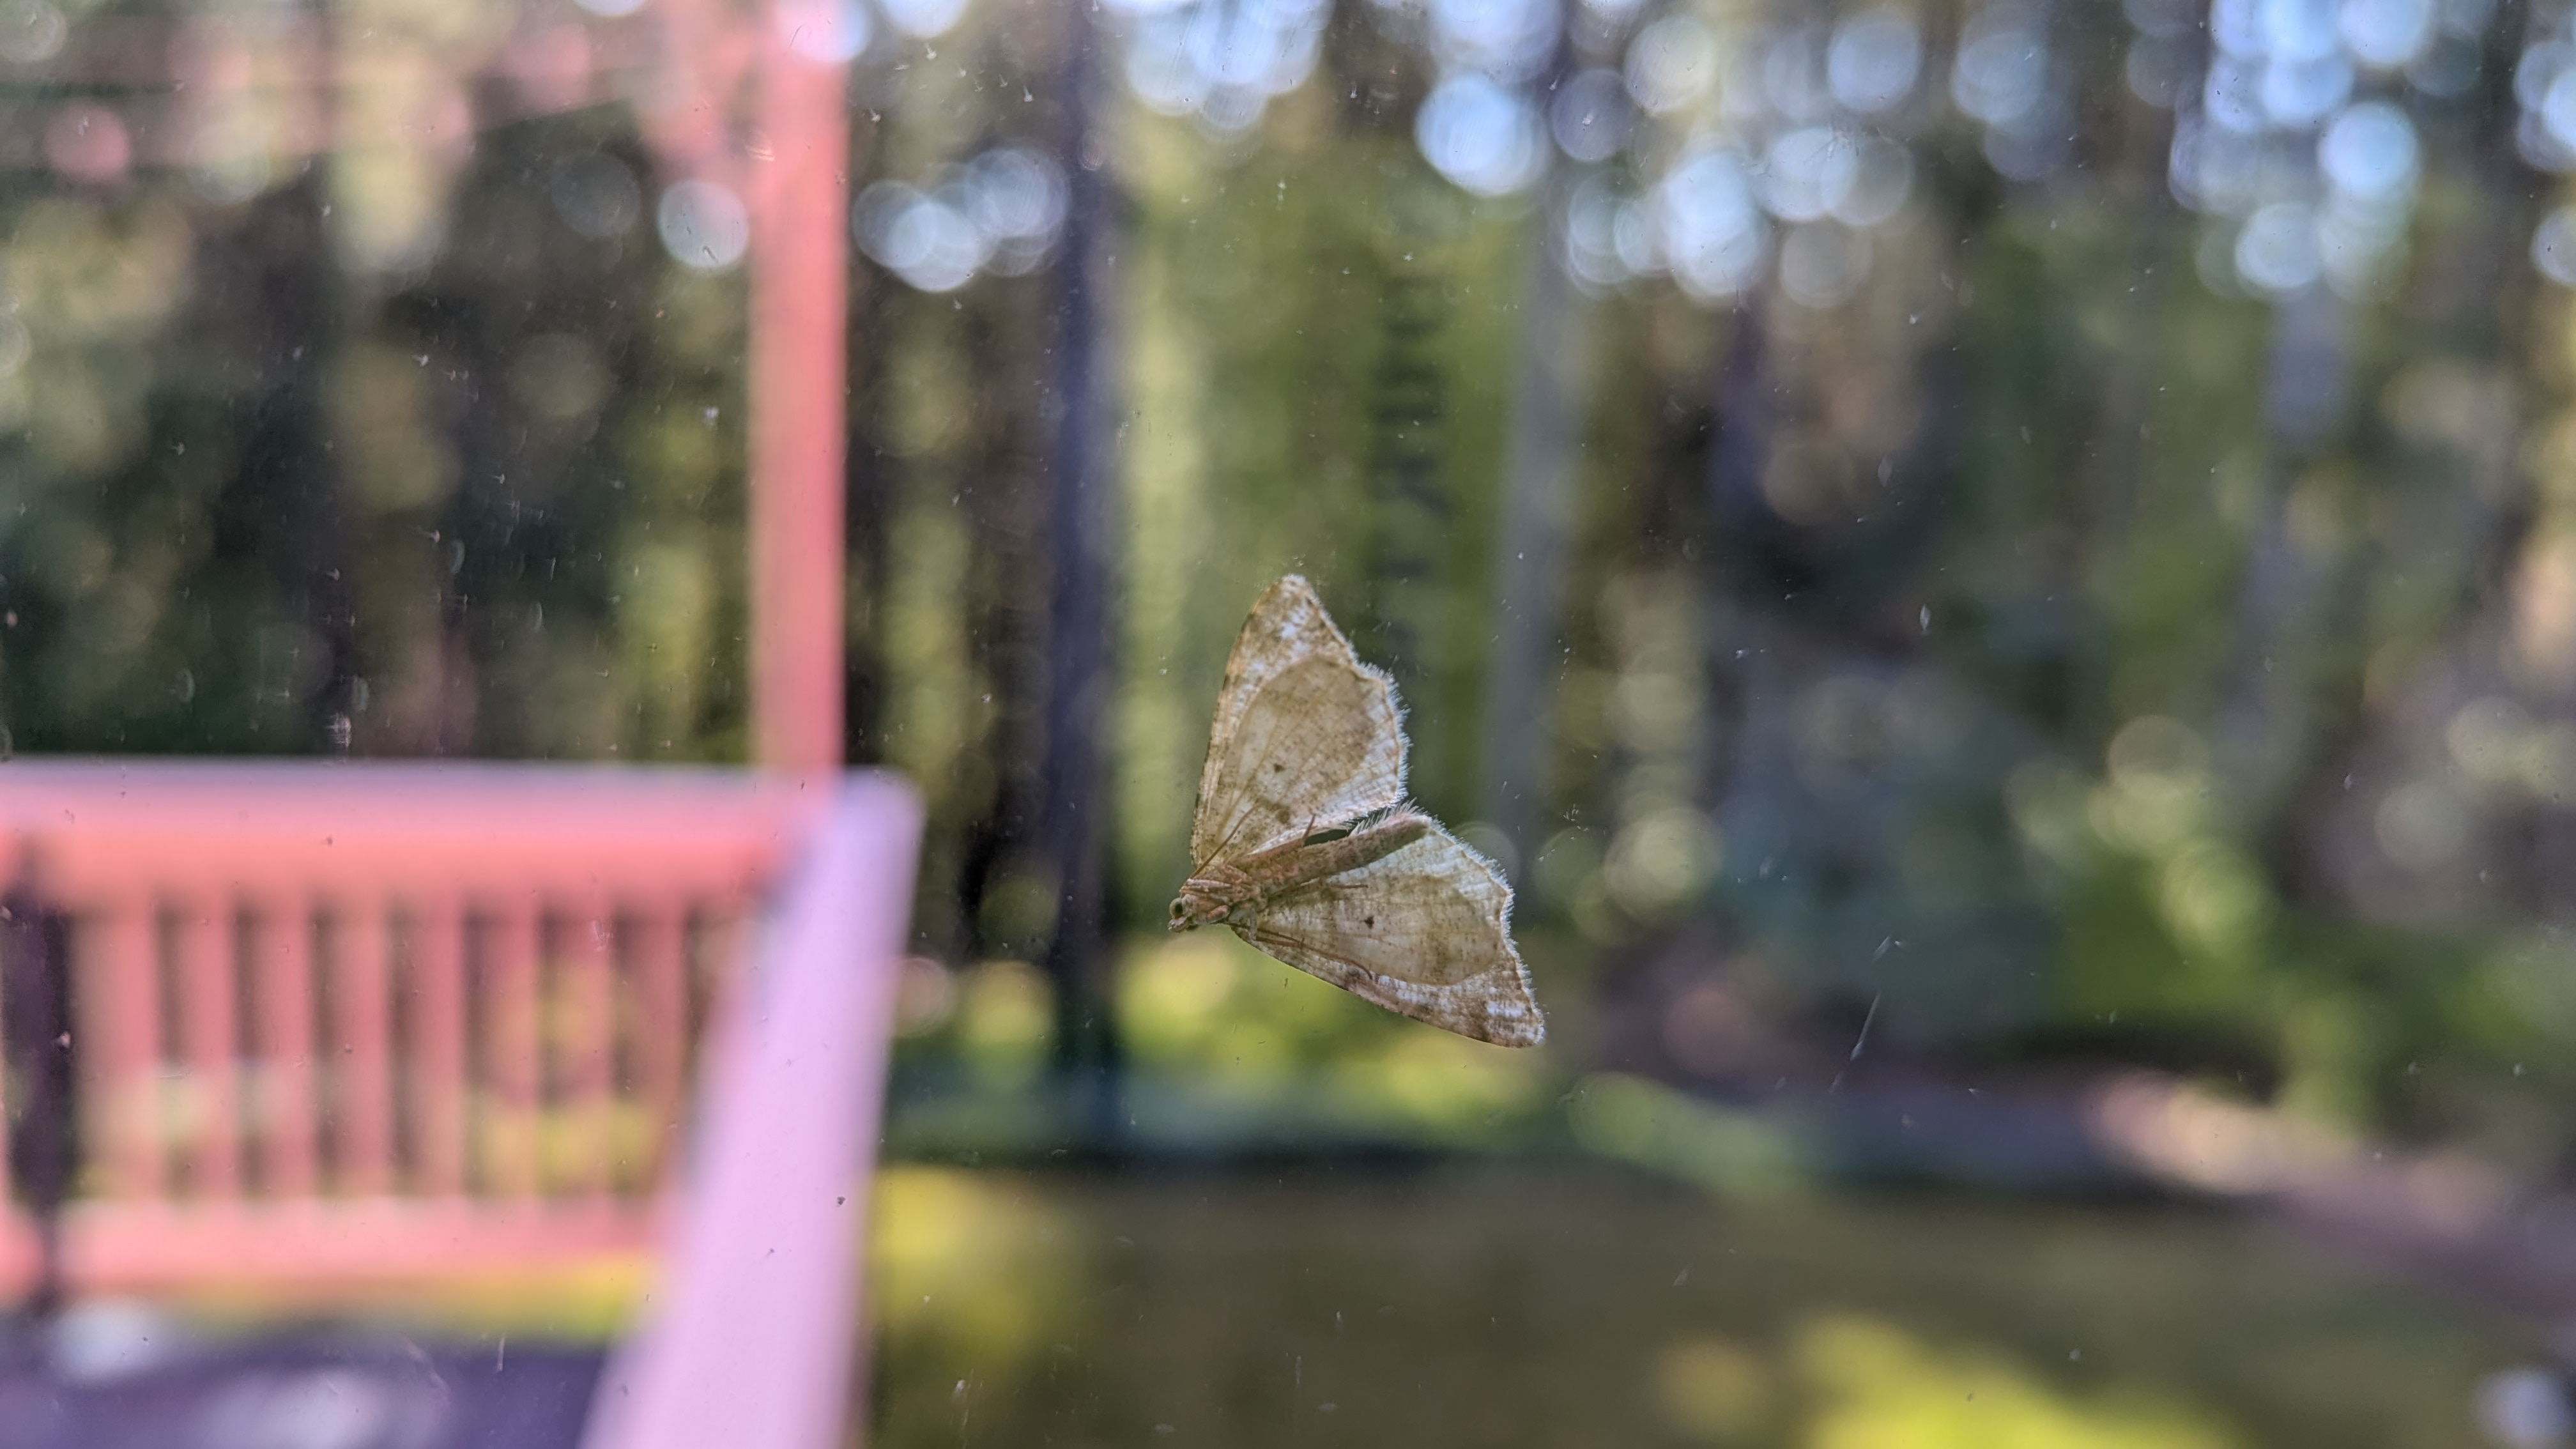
[
  {"left": 561, "top": 896, "right": 617, "bottom": 1199},
  {"left": 0, "top": 760, "right": 875, "bottom": 1295},
  {"left": 410, "top": 897, "right": 470, "bottom": 1199},
  {"left": 581, "top": 774, "right": 921, "bottom": 1449},
  {"left": 172, "top": 896, "right": 238, "bottom": 1200},
  {"left": 332, "top": 891, "right": 396, "bottom": 1198},
  {"left": 745, "top": 0, "right": 851, "bottom": 772},
  {"left": 627, "top": 907, "right": 688, "bottom": 1188},
  {"left": 486, "top": 901, "right": 542, "bottom": 1200},
  {"left": 0, "top": 767, "right": 922, "bottom": 1449},
  {"left": 88, "top": 898, "right": 160, "bottom": 1202},
  {"left": 632, "top": 0, "right": 852, "bottom": 772},
  {"left": 0, "top": 937, "right": 10, "bottom": 1207},
  {"left": 251, "top": 891, "right": 317, "bottom": 1201}
]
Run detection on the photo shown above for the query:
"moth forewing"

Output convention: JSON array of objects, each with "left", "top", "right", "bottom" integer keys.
[{"left": 1188, "top": 577, "right": 1406, "bottom": 871}]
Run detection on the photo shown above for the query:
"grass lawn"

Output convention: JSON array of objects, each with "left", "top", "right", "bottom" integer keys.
[{"left": 868, "top": 1160, "right": 2534, "bottom": 1448}]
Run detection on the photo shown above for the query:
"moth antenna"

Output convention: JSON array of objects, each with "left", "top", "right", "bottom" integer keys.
[
  {"left": 1206, "top": 795, "right": 1259, "bottom": 868},
  {"left": 1190, "top": 807, "right": 1232, "bottom": 874}
]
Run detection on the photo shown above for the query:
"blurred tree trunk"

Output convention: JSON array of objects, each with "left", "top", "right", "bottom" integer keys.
[
  {"left": 307, "top": 2, "right": 362, "bottom": 755},
  {"left": 231, "top": 176, "right": 359, "bottom": 757},
  {"left": 843, "top": 144, "right": 887, "bottom": 773},
  {"left": 1480, "top": 172, "right": 1595, "bottom": 866},
  {"left": 1039, "top": 0, "right": 1123, "bottom": 1143}
]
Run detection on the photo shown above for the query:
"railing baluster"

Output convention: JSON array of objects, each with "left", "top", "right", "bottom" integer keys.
[
  {"left": 689, "top": 905, "right": 748, "bottom": 1079},
  {"left": 173, "top": 897, "right": 238, "bottom": 1200},
  {"left": 86, "top": 895, "right": 164, "bottom": 1202},
  {"left": 0, "top": 908, "right": 13, "bottom": 1209},
  {"left": 486, "top": 902, "right": 541, "bottom": 1199},
  {"left": 564, "top": 901, "right": 616, "bottom": 1198},
  {"left": 254, "top": 895, "right": 316, "bottom": 1200},
  {"left": 631, "top": 907, "right": 687, "bottom": 1191},
  {"left": 411, "top": 898, "right": 468, "bottom": 1198},
  {"left": 334, "top": 895, "right": 395, "bottom": 1197}
]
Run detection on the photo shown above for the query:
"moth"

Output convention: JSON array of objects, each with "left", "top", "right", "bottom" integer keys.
[{"left": 1167, "top": 574, "right": 1545, "bottom": 1047}]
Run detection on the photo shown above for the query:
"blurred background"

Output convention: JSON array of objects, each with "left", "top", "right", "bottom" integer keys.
[{"left": 11, "top": 0, "right": 2576, "bottom": 1439}]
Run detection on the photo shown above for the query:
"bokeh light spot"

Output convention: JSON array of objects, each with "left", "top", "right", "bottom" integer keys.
[
  {"left": 550, "top": 153, "right": 641, "bottom": 241},
  {"left": 1417, "top": 73, "right": 1546, "bottom": 198},
  {"left": 1827, "top": 9, "right": 1922, "bottom": 114},
  {"left": 656, "top": 179, "right": 749, "bottom": 272}
]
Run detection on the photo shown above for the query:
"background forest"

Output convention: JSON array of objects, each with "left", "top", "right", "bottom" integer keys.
[{"left": 8, "top": 0, "right": 2576, "bottom": 1439}]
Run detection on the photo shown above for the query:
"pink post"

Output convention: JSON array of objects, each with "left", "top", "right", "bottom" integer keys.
[
  {"left": 332, "top": 894, "right": 395, "bottom": 1197},
  {"left": 88, "top": 897, "right": 162, "bottom": 1202},
  {"left": 0, "top": 934, "right": 10, "bottom": 1207},
  {"left": 564, "top": 900, "right": 616, "bottom": 1198},
  {"left": 411, "top": 898, "right": 469, "bottom": 1198},
  {"left": 173, "top": 898, "right": 240, "bottom": 1200},
  {"left": 746, "top": 0, "right": 851, "bottom": 772},
  {"left": 252, "top": 896, "right": 316, "bottom": 1200},
  {"left": 486, "top": 903, "right": 542, "bottom": 1199},
  {"left": 629, "top": 907, "right": 688, "bottom": 1188}
]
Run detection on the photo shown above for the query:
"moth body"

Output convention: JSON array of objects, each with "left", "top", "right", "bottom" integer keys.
[{"left": 1167, "top": 809, "right": 1433, "bottom": 932}]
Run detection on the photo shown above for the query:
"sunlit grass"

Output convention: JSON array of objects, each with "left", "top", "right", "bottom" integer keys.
[
  {"left": 870, "top": 1167, "right": 1082, "bottom": 1386},
  {"left": 868, "top": 1163, "right": 2529, "bottom": 1448},
  {"left": 153, "top": 1256, "right": 648, "bottom": 1344},
  {"left": 1793, "top": 1314, "right": 2235, "bottom": 1449}
]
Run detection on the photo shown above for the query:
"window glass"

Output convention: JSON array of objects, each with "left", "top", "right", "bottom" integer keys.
[{"left": 3, "top": 0, "right": 2573, "bottom": 1441}]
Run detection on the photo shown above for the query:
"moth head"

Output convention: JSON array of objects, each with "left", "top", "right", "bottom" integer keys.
[{"left": 1167, "top": 878, "right": 1238, "bottom": 931}]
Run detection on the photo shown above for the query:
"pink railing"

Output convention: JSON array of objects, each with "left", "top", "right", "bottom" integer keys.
[
  {"left": 0, "top": 761, "right": 881, "bottom": 1294},
  {"left": 581, "top": 773, "right": 921, "bottom": 1448}
]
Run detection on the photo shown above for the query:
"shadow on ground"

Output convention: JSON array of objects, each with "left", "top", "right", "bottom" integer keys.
[{"left": 0, "top": 1321, "right": 601, "bottom": 1449}]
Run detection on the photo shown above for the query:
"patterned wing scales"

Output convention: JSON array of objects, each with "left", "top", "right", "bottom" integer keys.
[
  {"left": 1199, "top": 574, "right": 1348, "bottom": 769},
  {"left": 1239, "top": 825, "right": 1545, "bottom": 1047},
  {"left": 1190, "top": 577, "right": 1406, "bottom": 869}
]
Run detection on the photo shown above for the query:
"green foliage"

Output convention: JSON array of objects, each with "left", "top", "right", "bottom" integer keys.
[
  {"left": 0, "top": 113, "right": 742, "bottom": 761},
  {"left": 10, "top": 0, "right": 2576, "bottom": 1167},
  {"left": 1112, "top": 106, "right": 1529, "bottom": 927}
]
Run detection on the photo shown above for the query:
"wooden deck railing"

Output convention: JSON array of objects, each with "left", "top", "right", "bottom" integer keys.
[{"left": 0, "top": 761, "right": 860, "bottom": 1293}]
